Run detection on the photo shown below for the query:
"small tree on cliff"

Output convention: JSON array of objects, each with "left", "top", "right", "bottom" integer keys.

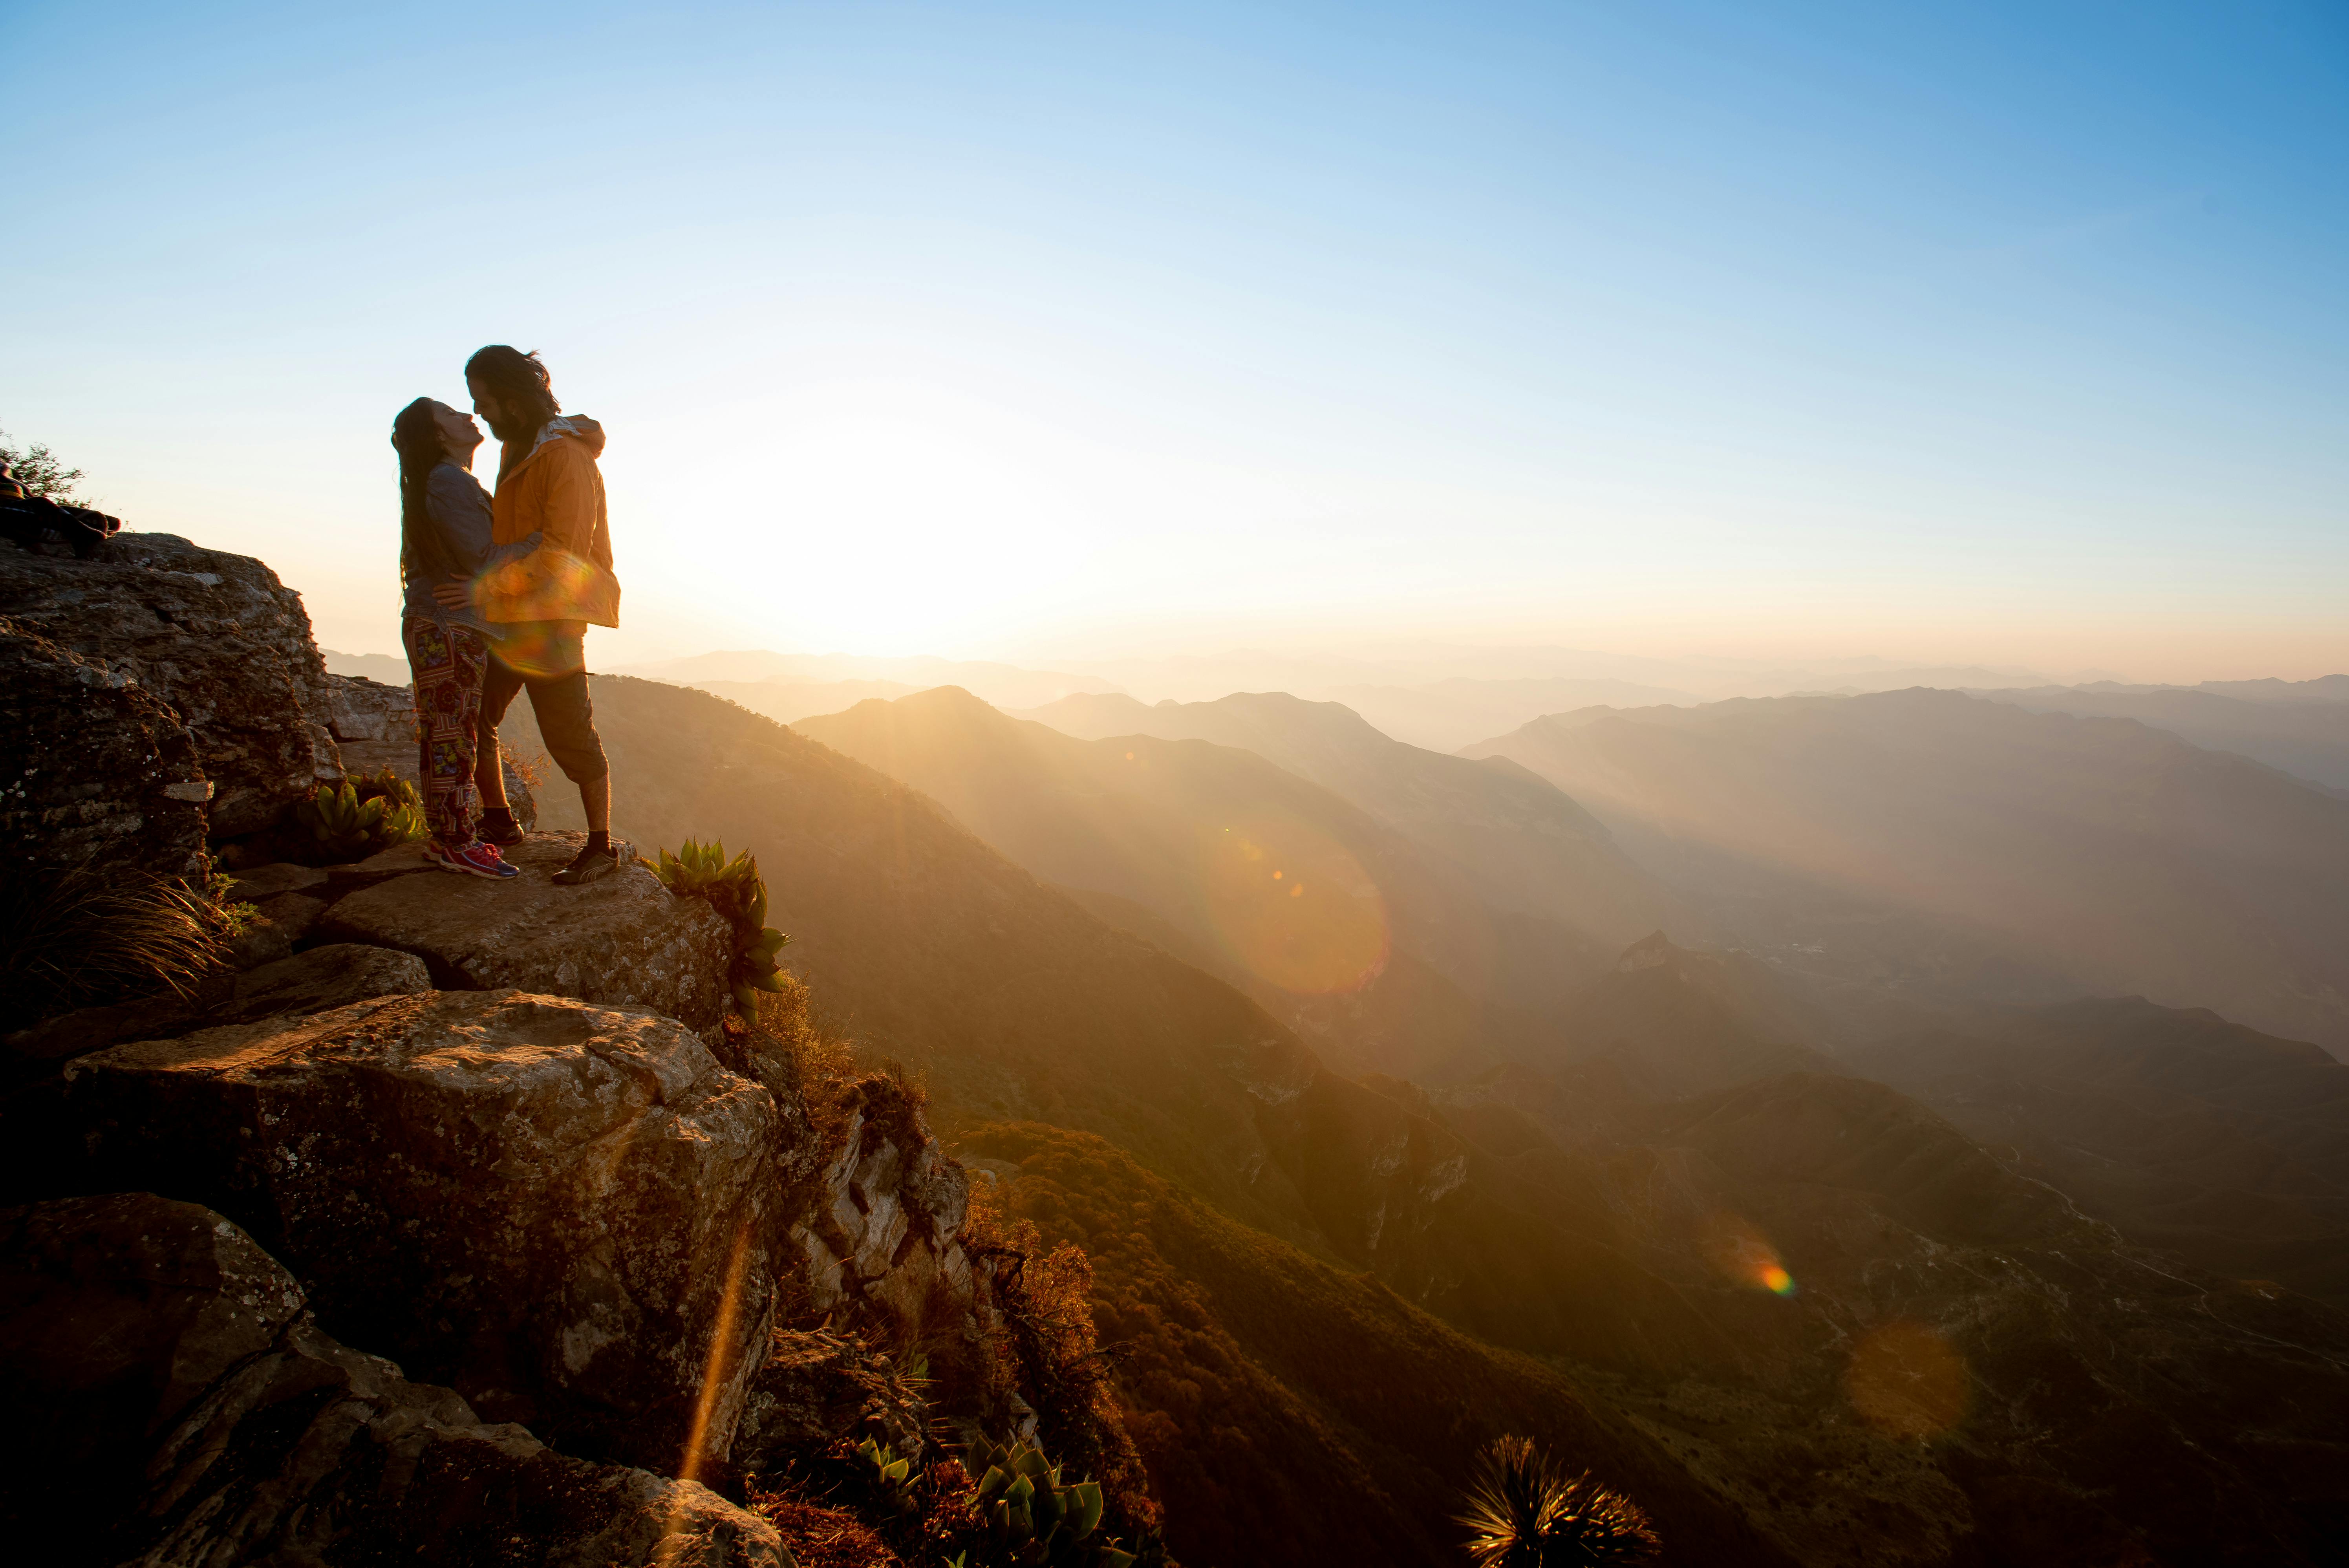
[{"left": 0, "top": 428, "right": 88, "bottom": 503}]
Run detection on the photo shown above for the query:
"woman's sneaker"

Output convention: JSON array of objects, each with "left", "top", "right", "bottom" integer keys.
[
  {"left": 428, "top": 839, "right": 520, "bottom": 879},
  {"left": 477, "top": 811, "right": 525, "bottom": 847}
]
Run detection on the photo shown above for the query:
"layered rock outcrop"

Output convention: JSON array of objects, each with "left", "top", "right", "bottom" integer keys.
[
  {"left": 0, "top": 615, "right": 211, "bottom": 878},
  {"left": 0, "top": 1193, "right": 785, "bottom": 1565},
  {"left": 797, "top": 1075, "right": 975, "bottom": 1332},
  {"left": 2, "top": 521, "right": 1114, "bottom": 1563},
  {"left": 59, "top": 989, "right": 783, "bottom": 1472},
  {"left": 0, "top": 533, "right": 339, "bottom": 837}
]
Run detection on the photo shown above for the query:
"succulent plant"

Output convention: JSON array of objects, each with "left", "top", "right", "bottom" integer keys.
[
  {"left": 293, "top": 775, "right": 427, "bottom": 860},
  {"left": 960, "top": 1435, "right": 1140, "bottom": 1568},
  {"left": 656, "top": 838, "right": 791, "bottom": 1010},
  {"left": 854, "top": 1436, "right": 920, "bottom": 1518}
]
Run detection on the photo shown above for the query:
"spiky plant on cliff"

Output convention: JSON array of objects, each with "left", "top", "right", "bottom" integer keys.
[
  {"left": 290, "top": 770, "right": 426, "bottom": 861},
  {"left": 1457, "top": 1436, "right": 1660, "bottom": 1567},
  {"left": 656, "top": 837, "right": 792, "bottom": 1011}
]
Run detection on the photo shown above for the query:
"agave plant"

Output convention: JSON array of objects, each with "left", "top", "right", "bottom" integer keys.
[
  {"left": 1457, "top": 1436, "right": 1660, "bottom": 1567},
  {"left": 293, "top": 776, "right": 426, "bottom": 860},
  {"left": 960, "top": 1435, "right": 1138, "bottom": 1568},
  {"left": 655, "top": 838, "right": 791, "bottom": 1010},
  {"left": 853, "top": 1436, "right": 920, "bottom": 1518}
]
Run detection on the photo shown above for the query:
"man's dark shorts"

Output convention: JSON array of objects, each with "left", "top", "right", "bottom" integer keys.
[{"left": 480, "top": 649, "right": 609, "bottom": 784}]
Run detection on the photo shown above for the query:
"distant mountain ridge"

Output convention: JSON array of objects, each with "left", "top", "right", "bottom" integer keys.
[
  {"left": 1012, "top": 688, "right": 1679, "bottom": 966},
  {"left": 1465, "top": 688, "right": 2349, "bottom": 1054},
  {"left": 618, "top": 649, "right": 1120, "bottom": 710},
  {"left": 1966, "top": 681, "right": 2349, "bottom": 790}
]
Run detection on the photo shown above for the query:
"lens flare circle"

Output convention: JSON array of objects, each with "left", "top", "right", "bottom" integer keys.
[{"left": 1193, "top": 813, "right": 1388, "bottom": 995}]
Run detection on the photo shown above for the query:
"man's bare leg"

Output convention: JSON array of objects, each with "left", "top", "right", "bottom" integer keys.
[{"left": 581, "top": 772, "right": 611, "bottom": 837}]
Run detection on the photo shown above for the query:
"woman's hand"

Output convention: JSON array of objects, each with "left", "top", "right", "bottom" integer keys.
[{"left": 432, "top": 573, "right": 473, "bottom": 610}]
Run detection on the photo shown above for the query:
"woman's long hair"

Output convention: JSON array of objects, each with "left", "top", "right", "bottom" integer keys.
[{"left": 392, "top": 397, "right": 456, "bottom": 602}]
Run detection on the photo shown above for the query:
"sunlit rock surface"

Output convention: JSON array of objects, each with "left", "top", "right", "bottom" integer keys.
[{"left": 314, "top": 834, "right": 732, "bottom": 1031}]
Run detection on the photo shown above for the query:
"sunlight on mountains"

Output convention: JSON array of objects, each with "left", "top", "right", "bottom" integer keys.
[{"left": 1195, "top": 814, "right": 1389, "bottom": 994}]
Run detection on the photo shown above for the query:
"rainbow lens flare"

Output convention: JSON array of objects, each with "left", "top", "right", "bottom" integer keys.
[{"left": 1698, "top": 1211, "right": 1798, "bottom": 1297}]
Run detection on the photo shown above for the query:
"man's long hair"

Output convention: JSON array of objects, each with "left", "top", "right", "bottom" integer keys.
[
  {"left": 392, "top": 397, "right": 457, "bottom": 602},
  {"left": 465, "top": 345, "right": 561, "bottom": 447}
]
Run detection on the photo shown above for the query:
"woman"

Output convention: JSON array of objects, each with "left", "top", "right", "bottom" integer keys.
[{"left": 390, "top": 397, "right": 520, "bottom": 878}]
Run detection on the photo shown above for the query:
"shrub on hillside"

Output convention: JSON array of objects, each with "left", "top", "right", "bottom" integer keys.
[
  {"left": 0, "top": 429, "right": 87, "bottom": 503},
  {"left": 962, "top": 1177, "right": 1160, "bottom": 1542}
]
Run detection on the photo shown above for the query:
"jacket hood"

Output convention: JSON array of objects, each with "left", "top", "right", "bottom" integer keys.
[{"left": 529, "top": 415, "right": 606, "bottom": 459}]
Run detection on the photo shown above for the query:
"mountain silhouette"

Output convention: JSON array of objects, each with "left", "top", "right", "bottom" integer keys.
[
  {"left": 1016, "top": 689, "right": 1680, "bottom": 991},
  {"left": 1965, "top": 681, "right": 2349, "bottom": 791}
]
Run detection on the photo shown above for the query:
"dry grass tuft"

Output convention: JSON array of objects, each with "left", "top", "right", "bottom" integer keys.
[
  {"left": 747, "top": 1492, "right": 902, "bottom": 1568},
  {"left": 0, "top": 864, "right": 234, "bottom": 1025}
]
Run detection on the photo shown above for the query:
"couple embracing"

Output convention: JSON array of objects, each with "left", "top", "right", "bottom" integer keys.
[{"left": 390, "top": 346, "right": 625, "bottom": 886}]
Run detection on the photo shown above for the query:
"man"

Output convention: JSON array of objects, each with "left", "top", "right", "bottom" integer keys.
[{"left": 452, "top": 344, "right": 627, "bottom": 886}]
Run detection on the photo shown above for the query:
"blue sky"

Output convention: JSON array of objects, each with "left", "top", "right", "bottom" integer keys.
[{"left": 6, "top": 1, "right": 2344, "bottom": 678}]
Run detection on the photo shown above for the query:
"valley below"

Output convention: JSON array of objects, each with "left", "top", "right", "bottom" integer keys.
[{"left": 503, "top": 671, "right": 2349, "bottom": 1566}]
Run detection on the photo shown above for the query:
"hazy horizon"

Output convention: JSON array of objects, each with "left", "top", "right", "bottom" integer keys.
[{"left": 10, "top": 1, "right": 2346, "bottom": 683}]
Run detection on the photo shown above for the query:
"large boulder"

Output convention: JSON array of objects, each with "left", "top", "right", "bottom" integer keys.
[
  {"left": 0, "top": 615, "right": 210, "bottom": 878},
  {"left": 0, "top": 1191, "right": 304, "bottom": 1497},
  {"left": 0, "top": 533, "right": 340, "bottom": 836},
  {"left": 4, "top": 942, "right": 430, "bottom": 1072},
  {"left": 59, "top": 989, "right": 785, "bottom": 1472},
  {"left": 314, "top": 833, "right": 732, "bottom": 1031},
  {"left": 0, "top": 1193, "right": 786, "bottom": 1566},
  {"left": 323, "top": 669, "right": 415, "bottom": 743}
]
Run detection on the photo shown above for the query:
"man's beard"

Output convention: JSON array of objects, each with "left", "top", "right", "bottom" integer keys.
[{"left": 483, "top": 407, "right": 539, "bottom": 443}]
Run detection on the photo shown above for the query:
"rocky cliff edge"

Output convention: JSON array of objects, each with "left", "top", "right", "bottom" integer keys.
[{"left": 0, "top": 531, "right": 1078, "bottom": 1565}]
